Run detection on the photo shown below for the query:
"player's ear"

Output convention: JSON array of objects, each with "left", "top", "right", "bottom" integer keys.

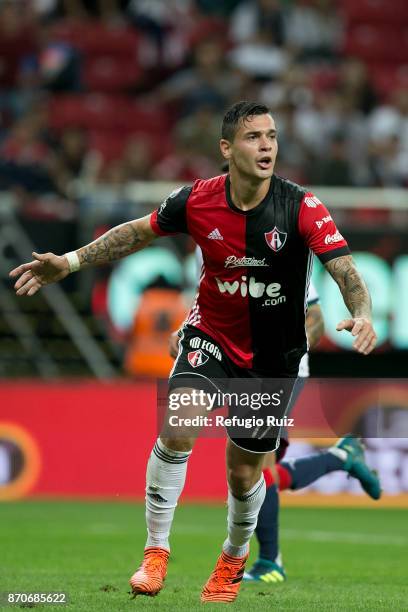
[{"left": 220, "top": 138, "right": 232, "bottom": 160}]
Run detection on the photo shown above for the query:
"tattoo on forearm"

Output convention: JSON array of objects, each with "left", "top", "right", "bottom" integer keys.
[
  {"left": 78, "top": 223, "right": 145, "bottom": 266},
  {"left": 324, "top": 255, "right": 372, "bottom": 318}
]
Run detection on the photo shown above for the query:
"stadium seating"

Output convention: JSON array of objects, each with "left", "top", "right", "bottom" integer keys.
[
  {"left": 88, "top": 130, "right": 173, "bottom": 164},
  {"left": 343, "top": 25, "right": 406, "bottom": 62},
  {"left": 49, "top": 94, "right": 170, "bottom": 131},
  {"left": 340, "top": 0, "right": 408, "bottom": 25},
  {"left": 48, "top": 94, "right": 120, "bottom": 130},
  {"left": 52, "top": 20, "right": 140, "bottom": 57},
  {"left": 368, "top": 63, "right": 408, "bottom": 99},
  {"left": 83, "top": 56, "right": 143, "bottom": 92}
]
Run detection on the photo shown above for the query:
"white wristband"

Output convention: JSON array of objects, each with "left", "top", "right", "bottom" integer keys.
[{"left": 64, "top": 251, "right": 80, "bottom": 273}]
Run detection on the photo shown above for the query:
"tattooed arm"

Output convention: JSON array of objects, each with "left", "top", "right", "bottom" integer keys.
[
  {"left": 10, "top": 215, "right": 156, "bottom": 296},
  {"left": 77, "top": 215, "right": 154, "bottom": 267},
  {"left": 324, "top": 255, "right": 377, "bottom": 355},
  {"left": 306, "top": 304, "right": 324, "bottom": 349}
]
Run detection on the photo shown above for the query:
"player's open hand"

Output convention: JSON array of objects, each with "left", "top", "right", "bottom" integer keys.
[
  {"left": 336, "top": 317, "right": 377, "bottom": 355},
  {"left": 9, "top": 252, "right": 70, "bottom": 296}
]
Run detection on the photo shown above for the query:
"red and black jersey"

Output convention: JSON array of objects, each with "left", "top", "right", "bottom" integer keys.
[{"left": 150, "top": 174, "right": 349, "bottom": 372}]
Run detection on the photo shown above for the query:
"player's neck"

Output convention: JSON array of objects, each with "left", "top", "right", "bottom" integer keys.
[{"left": 229, "top": 171, "right": 271, "bottom": 211}]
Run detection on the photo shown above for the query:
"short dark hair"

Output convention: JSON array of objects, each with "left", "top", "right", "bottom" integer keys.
[{"left": 221, "top": 101, "right": 271, "bottom": 141}]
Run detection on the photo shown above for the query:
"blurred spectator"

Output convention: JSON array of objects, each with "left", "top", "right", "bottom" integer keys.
[
  {"left": 230, "top": 0, "right": 286, "bottom": 47},
  {"left": 159, "top": 37, "right": 240, "bottom": 116},
  {"left": 121, "top": 136, "right": 154, "bottom": 181},
  {"left": 228, "top": 0, "right": 288, "bottom": 79},
  {"left": 8, "top": 21, "right": 81, "bottom": 100},
  {"left": 337, "top": 58, "right": 378, "bottom": 116},
  {"left": 48, "top": 128, "right": 100, "bottom": 196},
  {"left": 260, "top": 64, "right": 313, "bottom": 110},
  {"left": 128, "top": 0, "right": 196, "bottom": 68},
  {"left": 0, "top": 0, "right": 38, "bottom": 89},
  {"left": 368, "top": 89, "right": 408, "bottom": 186},
  {"left": 30, "top": 0, "right": 59, "bottom": 19},
  {"left": 272, "top": 101, "right": 310, "bottom": 184},
  {"left": 35, "top": 21, "right": 81, "bottom": 91},
  {"left": 369, "top": 89, "right": 408, "bottom": 152},
  {"left": 99, "top": 158, "right": 128, "bottom": 187},
  {"left": 368, "top": 133, "right": 407, "bottom": 187},
  {"left": 285, "top": 0, "right": 342, "bottom": 62},
  {"left": 152, "top": 128, "right": 218, "bottom": 181},
  {"left": 308, "top": 133, "right": 353, "bottom": 186},
  {"left": 175, "top": 105, "right": 222, "bottom": 164},
  {"left": 60, "top": 0, "right": 129, "bottom": 22},
  {"left": 0, "top": 105, "right": 55, "bottom": 193},
  {"left": 195, "top": 0, "right": 241, "bottom": 17},
  {"left": 292, "top": 91, "right": 338, "bottom": 154}
]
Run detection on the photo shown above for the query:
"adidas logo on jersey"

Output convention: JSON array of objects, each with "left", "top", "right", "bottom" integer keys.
[{"left": 207, "top": 228, "right": 223, "bottom": 240}]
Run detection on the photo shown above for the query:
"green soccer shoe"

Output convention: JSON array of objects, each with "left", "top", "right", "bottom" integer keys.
[
  {"left": 332, "top": 436, "right": 382, "bottom": 500},
  {"left": 243, "top": 558, "right": 286, "bottom": 584}
]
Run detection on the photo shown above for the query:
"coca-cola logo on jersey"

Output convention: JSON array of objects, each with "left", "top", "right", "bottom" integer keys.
[{"left": 324, "top": 230, "right": 344, "bottom": 245}]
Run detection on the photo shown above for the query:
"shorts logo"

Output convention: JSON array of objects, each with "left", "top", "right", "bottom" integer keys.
[
  {"left": 304, "top": 195, "right": 322, "bottom": 208},
  {"left": 265, "top": 227, "right": 287, "bottom": 252},
  {"left": 189, "top": 337, "right": 222, "bottom": 361},
  {"left": 188, "top": 349, "right": 209, "bottom": 368}
]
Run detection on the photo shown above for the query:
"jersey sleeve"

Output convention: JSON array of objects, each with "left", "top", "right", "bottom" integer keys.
[
  {"left": 150, "top": 185, "right": 192, "bottom": 236},
  {"left": 298, "top": 192, "right": 350, "bottom": 263}
]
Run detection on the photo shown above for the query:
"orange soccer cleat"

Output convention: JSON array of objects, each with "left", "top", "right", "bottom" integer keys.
[
  {"left": 129, "top": 546, "right": 169, "bottom": 597},
  {"left": 201, "top": 550, "right": 249, "bottom": 603}
]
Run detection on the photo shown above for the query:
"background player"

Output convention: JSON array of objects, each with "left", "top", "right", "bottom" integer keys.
[{"left": 9, "top": 101, "right": 377, "bottom": 604}]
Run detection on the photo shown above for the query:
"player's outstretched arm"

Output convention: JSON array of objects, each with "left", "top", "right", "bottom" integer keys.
[
  {"left": 324, "top": 254, "right": 377, "bottom": 355},
  {"left": 9, "top": 214, "right": 156, "bottom": 296}
]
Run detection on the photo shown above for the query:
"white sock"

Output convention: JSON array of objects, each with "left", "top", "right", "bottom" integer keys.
[
  {"left": 328, "top": 447, "right": 347, "bottom": 462},
  {"left": 223, "top": 475, "right": 266, "bottom": 558},
  {"left": 145, "top": 438, "right": 191, "bottom": 551}
]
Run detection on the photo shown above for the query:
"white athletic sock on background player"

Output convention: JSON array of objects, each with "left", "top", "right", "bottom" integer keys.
[
  {"left": 145, "top": 438, "right": 192, "bottom": 550},
  {"left": 223, "top": 475, "right": 266, "bottom": 558}
]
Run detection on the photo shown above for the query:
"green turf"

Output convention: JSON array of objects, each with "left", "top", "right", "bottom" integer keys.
[{"left": 0, "top": 501, "right": 407, "bottom": 611}]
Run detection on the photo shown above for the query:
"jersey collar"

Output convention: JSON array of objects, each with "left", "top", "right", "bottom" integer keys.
[{"left": 225, "top": 174, "right": 275, "bottom": 216}]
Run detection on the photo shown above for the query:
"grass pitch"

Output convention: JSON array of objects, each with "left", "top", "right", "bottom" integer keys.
[{"left": 0, "top": 501, "right": 407, "bottom": 611}]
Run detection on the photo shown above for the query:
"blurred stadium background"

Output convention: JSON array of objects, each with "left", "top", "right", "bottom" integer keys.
[{"left": 0, "top": 0, "right": 408, "bottom": 510}]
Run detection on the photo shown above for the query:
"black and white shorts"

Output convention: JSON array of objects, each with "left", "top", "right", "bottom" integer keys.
[{"left": 168, "top": 325, "right": 305, "bottom": 454}]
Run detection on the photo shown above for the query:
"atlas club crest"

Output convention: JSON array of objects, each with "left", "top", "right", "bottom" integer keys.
[
  {"left": 265, "top": 227, "right": 287, "bottom": 252},
  {"left": 188, "top": 349, "right": 209, "bottom": 368}
]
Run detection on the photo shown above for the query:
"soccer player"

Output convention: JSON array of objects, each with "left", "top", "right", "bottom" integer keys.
[
  {"left": 246, "top": 434, "right": 381, "bottom": 584},
  {"left": 10, "top": 101, "right": 377, "bottom": 603},
  {"left": 169, "top": 281, "right": 381, "bottom": 584}
]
